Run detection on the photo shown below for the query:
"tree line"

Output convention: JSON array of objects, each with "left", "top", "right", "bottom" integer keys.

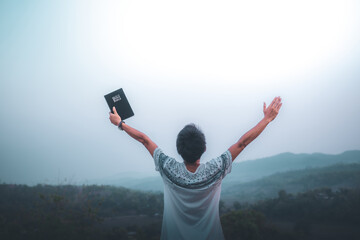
[{"left": 1, "top": 184, "right": 359, "bottom": 239}]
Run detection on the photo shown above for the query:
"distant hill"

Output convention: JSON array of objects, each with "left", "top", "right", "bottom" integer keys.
[
  {"left": 224, "top": 150, "right": 360, "bottom": 184},
  {"left": 221, "top": 163, "right": 360, "bottom": 203},
  {"left": 89, "top": 150, "right": 360, "bottom": 192}
]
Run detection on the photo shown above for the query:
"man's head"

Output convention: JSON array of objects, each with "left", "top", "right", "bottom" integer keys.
[{"left": 176, "top": 124, "right": 206, "bottom": 163}]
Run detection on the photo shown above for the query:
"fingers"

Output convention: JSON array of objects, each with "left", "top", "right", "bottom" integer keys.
[
  {"left": 271, "top": 96, "right": 282, "bottom": 108},
  {"left": 263, "top": 102, "right": 266, "bottom": 113},
  {"left": 270, "top": 97, "right": 277, "bottom": 107},
  {"left": 274, "top": 97, "right": 281, "bottom": 108},
  {"left": 273, "top": 96, "right": 282, "bottom": 111},
  {"left": 109, "top": 107, "right": 121, "bottom": 124}
]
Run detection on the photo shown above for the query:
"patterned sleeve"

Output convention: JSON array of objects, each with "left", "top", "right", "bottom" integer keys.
[
  {"left": 221, "top": 150, "right": 233, "bottom": 178},
  {"left": 153, "top": 147, "right": 169, "bottom": 172}
]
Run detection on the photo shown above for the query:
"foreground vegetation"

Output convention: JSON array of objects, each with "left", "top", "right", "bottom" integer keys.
[
  {"left": 0, "top": 184, "right": 163, "bottom": 239},
  {"left": 0, "top": 184, "right": 359, "bottom": 239},
  {"left": 222, "top": 188, "right": 360, "bottom": 240}
]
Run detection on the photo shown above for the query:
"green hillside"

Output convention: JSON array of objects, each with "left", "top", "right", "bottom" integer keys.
[{"left": 221, "top": 163, "right": 360, "bottom": 203}]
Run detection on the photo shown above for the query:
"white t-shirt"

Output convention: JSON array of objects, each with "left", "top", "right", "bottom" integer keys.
[{"left": 153, "top": 148, "right": 232, "bottom": 240}]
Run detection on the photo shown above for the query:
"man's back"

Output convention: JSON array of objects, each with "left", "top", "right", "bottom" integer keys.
[
  {"left": 153, "top": 148, "right": 232, "bottom": 240},
  {"left": 108, "top": 96, "right": 282, "bottom": 239}
]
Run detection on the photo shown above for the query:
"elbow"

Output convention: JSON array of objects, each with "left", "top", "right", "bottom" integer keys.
[{"left": 140, "top": 135, "right": 150, "bottom": 146}]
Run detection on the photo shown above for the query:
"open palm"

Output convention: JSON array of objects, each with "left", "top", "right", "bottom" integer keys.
[{"left": 263, "top": 96, "right": 282, "bottom": 122}]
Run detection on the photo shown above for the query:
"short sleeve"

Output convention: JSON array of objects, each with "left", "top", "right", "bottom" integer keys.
[
  {"left": 221, "top": 150, "right": 233, "bottom": 178},
  {"left": 153, "top": 147, "right": 169, "bottom": 172}
]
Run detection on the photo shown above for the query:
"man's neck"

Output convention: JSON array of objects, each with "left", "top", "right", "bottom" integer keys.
[{"left": 184, "top": 159, "right": 200, "bottom": 173}]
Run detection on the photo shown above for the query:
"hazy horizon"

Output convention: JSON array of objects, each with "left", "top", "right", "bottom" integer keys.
[{"left": 1, "top": 0, "right": 359, "bottom": 185}]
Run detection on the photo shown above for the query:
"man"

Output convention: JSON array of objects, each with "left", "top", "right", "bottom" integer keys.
[{"left": 109, "top": 96, "right": 282, "bottom": 240}]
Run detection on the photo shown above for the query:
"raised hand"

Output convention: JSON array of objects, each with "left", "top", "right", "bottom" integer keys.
[
  {"left": 263, "top": 96, "right": 282, "bottom": 123},
  {"left": 109, "top": 106, "right": 121, "bottom": 126}
]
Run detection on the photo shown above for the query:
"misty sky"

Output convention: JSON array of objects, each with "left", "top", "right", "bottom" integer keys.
[{"left": 1, "top": 0, "right": 359, "bottom": 185}]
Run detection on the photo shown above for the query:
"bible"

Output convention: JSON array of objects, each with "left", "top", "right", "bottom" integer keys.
[{"left": 104, "top": 88, "right": 134, "bottom": 120}]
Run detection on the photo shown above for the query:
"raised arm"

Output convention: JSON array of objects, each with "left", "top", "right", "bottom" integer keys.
[
  {"left": 228, "top": 96, "right": 282, "bottom": 161},
  {"left": 109, "top": 107, "right": 158, "bottom": 156}
]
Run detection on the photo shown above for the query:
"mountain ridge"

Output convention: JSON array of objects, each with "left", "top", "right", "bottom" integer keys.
[
  {"left": 87, "top": 150, "right": 360, "bottom": 192},
  {"left": 221, "top": 162, "right": 360, "bottom": 203}
]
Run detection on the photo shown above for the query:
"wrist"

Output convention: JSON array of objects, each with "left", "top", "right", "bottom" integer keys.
[
  {"left": 118, "top": 120, "right": 125, "bottom": 130},
  {"left": 262, "top": 117, "right": 272, "bottom": 124}
]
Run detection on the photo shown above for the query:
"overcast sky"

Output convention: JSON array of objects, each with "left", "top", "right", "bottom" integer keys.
[{"left": 1, "top": 0, "right": 359, "bottom": 185}]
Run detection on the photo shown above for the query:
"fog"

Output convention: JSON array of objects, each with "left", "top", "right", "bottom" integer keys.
[{"left": 0, "top": 0, "right": 359, "bottom": 185}]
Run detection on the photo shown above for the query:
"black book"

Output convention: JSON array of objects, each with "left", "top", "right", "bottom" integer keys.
[{"left": 104, "top": 88, "right": 134, "bottom": 120}]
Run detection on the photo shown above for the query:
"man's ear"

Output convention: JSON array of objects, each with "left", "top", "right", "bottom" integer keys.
[{"left": 204, "top": 146, "right": 207, "bottom": 152}]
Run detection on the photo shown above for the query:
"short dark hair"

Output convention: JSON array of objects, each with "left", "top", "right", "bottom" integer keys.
[{"left": 176, "top": 123, "right": 206, "bottom": 163}]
